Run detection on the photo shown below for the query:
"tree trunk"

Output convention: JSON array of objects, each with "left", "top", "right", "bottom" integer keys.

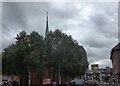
[
  {"left": 58, "top": 68, "right": 61, "bottom": 84},
  {"left": 28, "top": 71, "right": 31, "bottom": 86}
]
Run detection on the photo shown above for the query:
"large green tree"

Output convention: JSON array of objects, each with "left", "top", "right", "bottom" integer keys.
[
  {"left": 2, "top": 29, "right": 88, "bottom": 84},
  {"left": 47, "top": 29, "right": 88, "bottom": 83}
]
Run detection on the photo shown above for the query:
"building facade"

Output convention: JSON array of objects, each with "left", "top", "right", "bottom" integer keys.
[
  {"left": 85, "top": 64, "right": 113, "bottom": 84},
  {"left": 110, "top": 43, "right": 120, "bottom": 83}
]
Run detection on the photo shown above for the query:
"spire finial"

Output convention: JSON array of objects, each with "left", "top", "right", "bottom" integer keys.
[
  {"left": 45, "top": 12, "right": 49, "bottom": 38},
  {"left": 47, "top": 12, "right": 48, "bottom": 16}
]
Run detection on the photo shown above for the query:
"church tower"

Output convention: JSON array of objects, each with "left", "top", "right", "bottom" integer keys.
[{"left": 45, "top": 12, "right": 49, "bottom": 38}]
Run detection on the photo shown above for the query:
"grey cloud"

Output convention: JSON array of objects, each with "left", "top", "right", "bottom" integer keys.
[
  {"left": 2, "top": 2, "right": 28, "bottom": 48},
  {"left": 91, "top": 14, "right": 117, "bottom": 39},
  {"left": 49, "top": 2, "right": 79, "bottom": 19},
  {"left": 2, "top": 2, "right": 49, "bottom": 48},
  {"left": 84, "top": 36, "right": 117, "bottom": 48},
  {"left": 2, "top": 2, "right": 118, "bottom": 68},
  {"left": 90, "top": 3, "right": 118, "bottom": 39},
  {"left": 2, "top": 2, "right": 27, "bottom": 28},
  {"left": 91, "top": 13, "right": 108, "bottom": 27}
]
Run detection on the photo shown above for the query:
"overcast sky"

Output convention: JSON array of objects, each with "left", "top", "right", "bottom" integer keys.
[{"left": 2, "top": 2, "right": 118, "bottom": 69}]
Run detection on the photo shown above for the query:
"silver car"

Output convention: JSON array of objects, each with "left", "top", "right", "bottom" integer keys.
[{"left": 70, "top": 78, "right": 86, "bottom": 86}]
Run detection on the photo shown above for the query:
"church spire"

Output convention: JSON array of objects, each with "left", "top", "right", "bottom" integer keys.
[{"left": 45, "top": 12, "right": 49, "bottom": 38}]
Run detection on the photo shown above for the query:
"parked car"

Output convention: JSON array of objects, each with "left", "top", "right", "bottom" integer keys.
[
  {"left": 70, "top": 78, "right": 86, "bottom": 86},
  {"left": 1, "top": 80, "right": 19, "bottom": 86},
  {"left": 1, "top": 81, "right": 13, "bottom": 86}
]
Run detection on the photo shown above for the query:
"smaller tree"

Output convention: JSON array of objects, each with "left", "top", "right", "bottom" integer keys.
[{"left": 2, "top": 31, "right": 45, "bottom": 85}]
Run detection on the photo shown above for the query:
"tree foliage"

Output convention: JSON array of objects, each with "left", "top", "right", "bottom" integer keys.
[
  {"left": 47, "top": 29, "right": 88, "bottom": 77},
  {"left": 2, "top": 31, "right": 44, "bottom": 84},
  {"left": 2, "top": 29, "right": 88, "bottom": 84}
]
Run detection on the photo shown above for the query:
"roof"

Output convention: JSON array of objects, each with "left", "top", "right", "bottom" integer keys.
[
  {"left": 112, "top": 42, "right": 120, "bottom": 51},
  {"left": 110, "top": 42, "right": 120, "bottom": 60},
  {"left": 91, "top": 64, "right": 98, "bottom": 66}
]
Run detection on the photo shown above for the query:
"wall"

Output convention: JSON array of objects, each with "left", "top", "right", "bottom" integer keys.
[{"left": 112, "top": 50, "right": 120, "bottom": 74}]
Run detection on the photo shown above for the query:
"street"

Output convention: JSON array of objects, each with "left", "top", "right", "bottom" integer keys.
[{"left": 97, "top": 84, "right": 119, "bottom": 86}]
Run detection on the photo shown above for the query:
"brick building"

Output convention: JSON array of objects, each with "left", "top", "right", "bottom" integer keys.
[
  {"left": 110, "top": 42, "right": 120, "bottom": 83},
  {"left": 91, "top": 64, "right": 99, "bottom": 71}
]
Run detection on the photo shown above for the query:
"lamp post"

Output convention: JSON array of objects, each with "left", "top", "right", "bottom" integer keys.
[
  {"left": 105, "top": 67, "right": 110, "bottom": 84},
  {"left": 99, "top": 71, "right": 102, "bottom": 84}
]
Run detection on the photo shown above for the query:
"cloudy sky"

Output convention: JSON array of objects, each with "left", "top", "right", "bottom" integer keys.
[{"left": 2, "top": 2, "right": 118, "bottom": 69}]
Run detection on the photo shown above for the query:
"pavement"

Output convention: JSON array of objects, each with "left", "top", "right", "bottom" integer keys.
[{"left": 98, "top": 84, "right": 119, "bottom": 86}]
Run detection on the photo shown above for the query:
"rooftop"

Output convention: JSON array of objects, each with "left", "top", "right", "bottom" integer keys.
[
  {"left": 110, "top": 42, "right": 120, "bottom": 60},
  {"left": 112, "top": 42, "right": 120, "bottom": 51}
]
